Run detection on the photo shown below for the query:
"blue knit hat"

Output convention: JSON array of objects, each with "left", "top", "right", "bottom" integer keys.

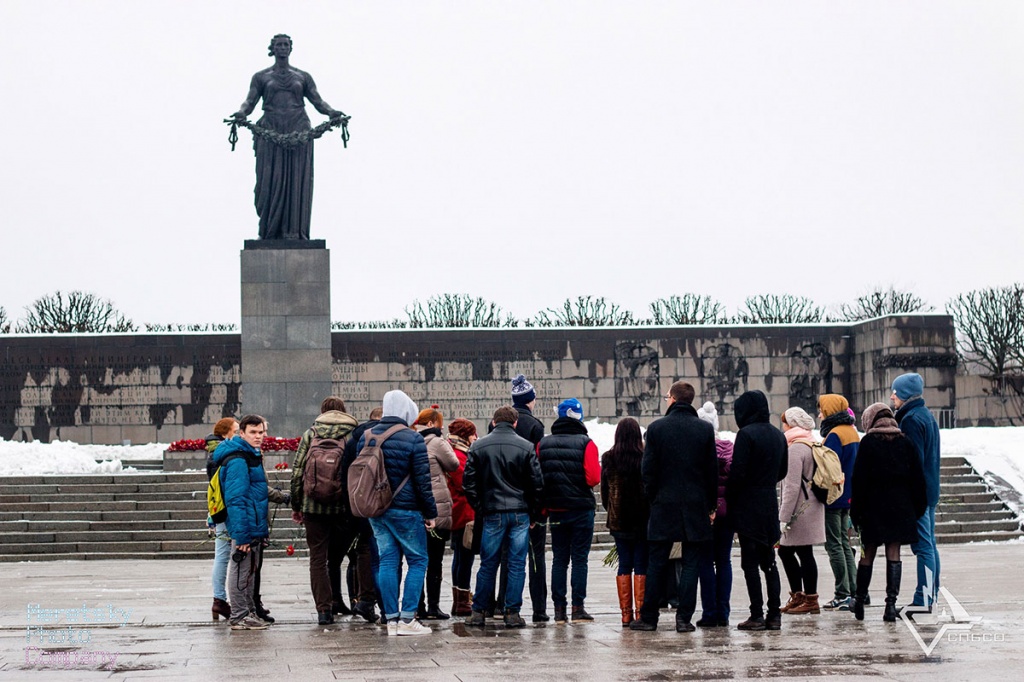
[
  {"left": 511, "top": 374, "right": 536, "bottom": 406},
  {"left": 556, "top": 398, "right": 584, "bottom": 421},
  {"left": 891, "top": 373, "right": 924, "bottom": 401}
]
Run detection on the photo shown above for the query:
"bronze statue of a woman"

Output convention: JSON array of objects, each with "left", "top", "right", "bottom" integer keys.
[{"left": 230, "top": 34, "right": 347, "bottom": 240}]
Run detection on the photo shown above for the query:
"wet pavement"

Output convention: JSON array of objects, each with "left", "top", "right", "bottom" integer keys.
[{"left": 1, "top": 543, "right": 1021, "bottom": 681}]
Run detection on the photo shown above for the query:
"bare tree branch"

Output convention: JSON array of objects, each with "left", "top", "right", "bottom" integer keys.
[
  {"left": 649, "top": 294, "right": 724, "bottom": 325},
  {"left": 838, "top": 286, "right": 933, "bottom": 321},
  {"left": 733, "top": 294, "right": 824, "bottom": 324},
  {"left": 534, "top": 296, "right": 638, "bottom": 327},
  {"left": 0, "top": 306, "right": 10, "bottom": 334},
  {"left": 15, "top": 291, "right": 135, "bottom": 333},
  {"left": 402, "top": 294, "right": 516, "bottom": 328},
  {"left": 946, "top": 284, "right": 1024, "bottom": 379}
]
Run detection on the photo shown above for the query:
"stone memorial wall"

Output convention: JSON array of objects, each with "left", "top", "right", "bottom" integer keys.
[{"left": 0, "top": 314, "right": 972, "bottom": 444}]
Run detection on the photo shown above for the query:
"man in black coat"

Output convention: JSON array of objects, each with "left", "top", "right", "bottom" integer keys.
[
  {"left": 630, "top": 381, "right": 717, "bottom": 633},
  {"left": 725, "top": 390, "right": 788, "bottom": 631}
]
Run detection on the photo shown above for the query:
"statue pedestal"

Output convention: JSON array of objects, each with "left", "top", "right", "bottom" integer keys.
[{"left": 240, "top": 241, "right": 332, "bottom": 439}]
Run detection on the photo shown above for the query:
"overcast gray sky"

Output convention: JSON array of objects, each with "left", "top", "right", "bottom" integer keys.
[{"left": 2, "top": 1, "right": 1021, "bottom": 326}]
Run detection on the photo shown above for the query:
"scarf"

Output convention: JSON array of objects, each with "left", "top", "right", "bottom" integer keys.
[
  {"left": 448, "top": 435, "right": 471, "bottom": 453},
  {"left": 820, "top": 411, "right": 855, "bottom": 438},
  {"left": 785, "top": 427, "right": 813, "bottom": 444},
  {"left": 862, "top": 403, "right": 903, "bottom": 437}
]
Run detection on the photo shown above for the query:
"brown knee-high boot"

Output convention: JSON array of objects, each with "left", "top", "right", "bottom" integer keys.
[
  {"left": 633, "top": 574, "right": 646, "bottom": 622},
  {"left": 616, "top": 575, "right": 633, "bottom": 626}
]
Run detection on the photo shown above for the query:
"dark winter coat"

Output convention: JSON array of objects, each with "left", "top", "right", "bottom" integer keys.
[
  {"left": 538, "top": 417, "right": 598, "bottom": 511},
  {"left": 725, "top": 390, "right": 788, "bottom": 546},
  {"left": 895, "top": 397, "right": 942, "bottom": 507},
  {"left": 290, "top": 410, "right": 359, "bottom": 515},
  {"left": 213, "top": 437, "right": 269, "bottom": 547},
  {"left": 714, "top": 439, "right": 734, "bottom": 519},
  {"left": 851, "top": 433, "right": 928, "bottom": 545},
  {"left": 601, "top": 448, "right": 649, "bottom": 540},
  {"left": 488, "top": 404, "right": 546, "bottom": 445},
  {"left": 464, "top": 422, "right": 544, "bottom": 517},
  {"left": 355, "top": 417, "right": 437, "bottom": 519},
  {"left": 641, "top": 402, "right": 718, "bottom": 543}
]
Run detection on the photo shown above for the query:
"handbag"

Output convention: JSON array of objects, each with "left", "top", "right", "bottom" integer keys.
[{"left": 461, "top": 520, "right": 474, "bottom": 550}]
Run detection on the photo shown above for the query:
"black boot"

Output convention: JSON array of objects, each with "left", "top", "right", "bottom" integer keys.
[
  {"left": 852, "top": 563, "right": 872, "bottom": 621},
  {"left": 884, "top": 561, "right": 902, "bottom": 622}
]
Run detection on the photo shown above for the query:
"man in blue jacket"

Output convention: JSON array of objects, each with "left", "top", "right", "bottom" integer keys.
[
  {"left": 213, "top": 414, "right": 271, "bottom": 630},
  {"left": 892, "top": 373, "right": 941, "bottom": 612},
  {"left": 356, "top": 390, "right": 437, "bottom": 636}
]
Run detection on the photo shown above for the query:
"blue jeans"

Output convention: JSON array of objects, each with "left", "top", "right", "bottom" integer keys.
[
  {"left": 472, "top": 512, "right": 530, "bottom": 613},
  {"left": 698, "top": 517, "right": 734, "bottom": 622},
  {"left": 613, "top": 535, "right": 649, "bottom": 576},
  {"left": 549, "top": 509, "right": 595, "bottom": 609},
  {"left": 368, "top": 508, "right": 428, "bottom": 621},
  {"left": 910, "top": 505, "right": 940, "bottom": 606},
  {"left": 211, "top": 522, "right": 230, "bottom": 601}
]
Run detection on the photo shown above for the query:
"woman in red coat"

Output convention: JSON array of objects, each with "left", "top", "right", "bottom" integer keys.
[{"left": 446, "top": 419, "right": 478, "bottom": 617}]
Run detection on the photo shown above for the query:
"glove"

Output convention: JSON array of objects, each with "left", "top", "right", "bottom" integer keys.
[
  {"left": 780, "top": 521, "right": 789, "bottom": 534},
  {"left": 281, "top": 492, "right": 291, "bottom": 505}
]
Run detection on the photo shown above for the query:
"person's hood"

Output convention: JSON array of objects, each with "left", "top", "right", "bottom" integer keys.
[
  {"left": 212, "top": 435, "right": 260, "bottom": 464},
  {"left": 551, "top": 416, "right": 589, "bottom": 435},
  {"left": 311, "top": 410, "right": 359, "bottom": 438},
  {"left": 734, "top": 390, "right": 771, "bottom": 428},
  {"left": 382, "top": 390, "right": 418, "bottom": 426}
]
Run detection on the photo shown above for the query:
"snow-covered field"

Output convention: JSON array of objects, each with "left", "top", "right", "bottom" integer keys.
[{"left": 1, "top": 424, "right": 1022, "bottom": 513}]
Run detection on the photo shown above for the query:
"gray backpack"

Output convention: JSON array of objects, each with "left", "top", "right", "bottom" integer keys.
[{"left": 347, "top": 424, "right": 410, "bottom": 518}]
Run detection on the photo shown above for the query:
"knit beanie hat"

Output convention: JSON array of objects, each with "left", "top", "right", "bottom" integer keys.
[
  {"left": 892, "top": 373, "right": 924, "bottom": 401},
  {"left": 556, "top": 398, "right": 584, "bottom": 421},
  {"left": 783, "top": 406, "right": 815, "bottom": 430},
  {"left": 511, "top": 374, "right": 536, "bottom": 406},
  {"left": 696, "top": 401, "right": 719, "bottom": 431},
  {"left": 447, "top": 418, "right": 477, "bottom": 440},
  {"left": 817, "top": 394, "right": 849, "bottom": 418}
]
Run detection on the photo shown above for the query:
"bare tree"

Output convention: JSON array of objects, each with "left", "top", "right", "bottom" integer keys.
[
  {"left": 946, "top": 284, "right": 1024, "bottom": 379},
  {"left": 16, "top": 291, "right": 135, "bottom": 333},
  {"left": 332, "top": 319, "right": 408, "bottom": 330},
  {"left": 534, "top": 296, "right": 638, "bottom": 327},
  {"left": 649, "top": 294, "right": 725, "bottom": 325},
  {"left": 403, "top": 294, "right": 516, "bottom": 328},
  {"left": 838, "top": 286, "right": 933, "bottom": 321},
  {"left": 0, "top": 306, "right": 10, "bottom": 333},
  {"left": 733, "top": 294, "right": 824, "bottom": 324}
]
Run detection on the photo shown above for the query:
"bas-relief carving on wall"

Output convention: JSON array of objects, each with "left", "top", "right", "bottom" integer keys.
[
  {"left": 614, "top": 342, "right": 661, "bottom": 417},
  {"left": 699, "top": 343, "right": 749, "bottom": 415},
  {"left": 788, "top": 343, "right": 833, "bottom": 414}
]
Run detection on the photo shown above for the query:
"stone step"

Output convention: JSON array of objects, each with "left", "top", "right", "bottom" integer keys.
[
  {"left": 937, "top": 500, "right": 1014, "bottom": 514},
  {"left": 940, "top": 456, "right": 969, "bottom": 467},
  {"left": 0, "top": 472, "right": 292, "bottom": 486},
  {"left": 937, "top": 530, "right": 1023, "bottom": 544},
  {"left": 936, "top": 518, "right": 1022, "bottom": 534},
  {"left": 938, "top": 491, "right": 999, "bottom": 504},
  {"left": 937, "top": 509, "right": 1019, "bottom": 523}
]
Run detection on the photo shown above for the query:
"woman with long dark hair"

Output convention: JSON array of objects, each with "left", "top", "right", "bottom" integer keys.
[{"left": 601, "top": 418, "right": 650, "bottom": 626}]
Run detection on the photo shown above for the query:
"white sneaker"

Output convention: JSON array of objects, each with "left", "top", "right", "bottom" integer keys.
[
  {"left": 230, "top": 616, "right": 268, "bottom": 631},
  {"left": 386, "top": 621, "right": 398, "bottom": 637},
  {"left": 396, "top": 619, "right": 432, "bottom": 636}
]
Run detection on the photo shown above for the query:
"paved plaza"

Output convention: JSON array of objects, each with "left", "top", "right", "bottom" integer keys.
[{"left": 1, "top": 543, "right": 1021, "bottom": 681}]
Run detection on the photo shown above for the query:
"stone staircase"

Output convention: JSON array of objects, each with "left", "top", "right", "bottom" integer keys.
[{"left": 0, "top": 457, "right": 1016, "bottom": 561}]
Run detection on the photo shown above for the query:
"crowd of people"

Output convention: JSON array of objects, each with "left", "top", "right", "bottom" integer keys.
[{"left": 204, "top": 371, "right": 941, "bottom": 635}]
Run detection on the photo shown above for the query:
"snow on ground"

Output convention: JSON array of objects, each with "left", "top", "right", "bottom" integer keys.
[
  {"left": 0, "top": 440, "right": 167, "bottom": 476},
  {"left": 941, "top": 427, "right": 1024, "bottom": 518}
]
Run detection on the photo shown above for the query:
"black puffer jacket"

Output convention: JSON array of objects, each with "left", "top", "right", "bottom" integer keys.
[
  {"left": 538, "top": 417, "right": 595, "bottom": 511},
  {"left": 464, "top": 422, "right": 544, "bottom": 518},
  {"left": 725, "top": 390, "right": 788, "bottom": 546},
  {"left": 642, "top": 402, "right": 718, "bottom": 543},
  {"left": 487, "top": 404, "right": 545, "bottom": 445}
]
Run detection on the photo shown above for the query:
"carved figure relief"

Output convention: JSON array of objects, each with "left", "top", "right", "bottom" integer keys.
[
  {"left": 701, "top": 343, "right": 748, "bottom": 414},
  {"left": 615, "top": 342, "right": 661, "bottom": 417},
  {"left": 789, "top": 343, "right": 833, "bottom": 414}
]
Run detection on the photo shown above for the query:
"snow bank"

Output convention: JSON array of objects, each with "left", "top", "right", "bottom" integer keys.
[
  {"left": 0, "top": 440, "right": 168, "bottom": 476},
  {"left": 941, "top": 427, "right": 1024, "bottom": 517}
]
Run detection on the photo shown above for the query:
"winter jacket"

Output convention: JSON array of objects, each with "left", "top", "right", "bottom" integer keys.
[
  {"left": 290, "top": 410, "right": 359, "bottom": 515},
  {"left": 416, "top": 426, "right": 459, "bottom": 530},
  {"left": 537, "top": 417, "right": 600, "bottom": 511},
  {"left": 600, "top": 448, "right": 649, "bottom": 540},
  {"left": 778, "top": 436, "right": 826, "bottom": 547},
  {"left": 205, "top": 433, "right": 225, "bottom": 480},
  {"left": 821, "top": 418, "right": 860, "bottom": 510},
  {"left": 725, "top": 390, "right": 788, "bottom": 546},
  {"left": 851, "top": 432, "right": 928, "bottom": 545},
  {"left": 489, "top": 404, "right": 546, "bottom": 445},
  {"left": 895, "top": 397, "right": 942, "bottom": 507},
  {"left": 447, "top": 439, "right": 475, "bottom": 531},
  {"left": 642, "top": 402, "right": 718, "bottom": 543},
  {"left": 714, "top": 439, "right": 734, "bottom": 519},
  {"left": 213, "top": 437, "right": 269, "bottom": 547},
  {"left": 464, "top": 422, "right": 544, "bottom": 517},
  {"left": 355, "top": 416, "right": 437, "bottom": 519}
]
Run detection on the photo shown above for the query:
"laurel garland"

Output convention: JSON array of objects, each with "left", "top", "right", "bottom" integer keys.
[{"left": 224, "top": 115, "right": 350, "bottom": 151}]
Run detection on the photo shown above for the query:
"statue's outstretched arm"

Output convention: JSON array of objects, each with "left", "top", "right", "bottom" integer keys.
[
  {"left": 232, "top": 74, "right": 262, "bottom": 119},
  {"left": 304, "top": 73, "right": 344, "bottom": 119}
]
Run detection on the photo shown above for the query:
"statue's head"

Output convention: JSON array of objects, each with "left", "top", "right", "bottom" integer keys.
[{"left": 268, "top": 34, "right": 293, "bottom": 58}]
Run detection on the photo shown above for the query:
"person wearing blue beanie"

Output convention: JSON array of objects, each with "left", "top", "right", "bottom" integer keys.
[
  {"left": 890, "top": 372, "right": 941, "bottom": 613},
  {"left": 556, "top": 398, "right": 584, "bottom": 421}
]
